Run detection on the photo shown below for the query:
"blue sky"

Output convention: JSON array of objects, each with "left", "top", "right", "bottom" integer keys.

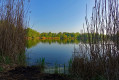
[{"left": 28, "top": 0, "right": 95, "bottom": 33}]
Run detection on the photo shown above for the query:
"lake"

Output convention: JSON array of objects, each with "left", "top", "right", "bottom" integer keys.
[
  {"left": 25, "top": 39, "right": 80, "bottom": 73},
  {"left": 26, "top": 39, "right": 80, "bottom": 67}
]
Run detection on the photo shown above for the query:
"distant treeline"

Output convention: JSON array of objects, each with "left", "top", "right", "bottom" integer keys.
[
  {"left": 26, "top": 28, "right": 106, "bottom": 41},
  {"left": 26, "top": 28, "right": 80, "bottom": 39},
  {"left": 26, "top": 28, "right": 40, "bottom": 38}
]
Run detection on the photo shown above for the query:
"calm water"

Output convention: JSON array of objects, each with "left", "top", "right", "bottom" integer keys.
[{"left": 25, "top": 39, "right": 80, "bottom": 67}]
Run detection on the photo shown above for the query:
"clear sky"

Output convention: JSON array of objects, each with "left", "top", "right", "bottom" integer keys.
[{"left": 28, "top": 0, "right": 95, "bottom": 33}]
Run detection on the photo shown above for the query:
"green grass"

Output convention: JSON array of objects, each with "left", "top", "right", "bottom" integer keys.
[
  {"left": 68, "top": 58, "right": 72, "bottom": 73},
  {"left": 36, "top": 58, "right": 45, "bottom": 72},
  {"left": 0, "top": 56, "right": 11, "bottom": 64},
  {"left": 91, "top": 75, "right": 106, "bottom": 80},
  {"left": 17, "top": 53, "right": 26, "bottom": 66},
  {"left": 0, "top": 66, "right": 4, "bottom": 72},
  {"left": 4, "top": 56, "right": 11, "bottom": 64},
  {"left": 54, "top": 63, "right": 58, "bottom": 74}
]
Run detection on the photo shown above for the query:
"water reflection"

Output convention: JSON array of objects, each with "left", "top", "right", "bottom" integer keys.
[
  {"left": 26, "top": 39, "right": 80, "bottom": 67},
  {"left": 26, "top": 39, "right": 80, "bottom": 49},
  {"left": 0, "top": 39, "right": 80, "bottom": 72}
]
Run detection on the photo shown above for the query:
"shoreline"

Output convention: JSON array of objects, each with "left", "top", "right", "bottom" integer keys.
[{"left": 0, "top": 66, "right": 71, "bottom": 80}]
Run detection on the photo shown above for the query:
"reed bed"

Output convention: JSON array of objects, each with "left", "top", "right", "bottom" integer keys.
[
  {"left": 0, "top": 0, "right": 27, "bottom": 64},
  {"left": 71, "top": 0, "right": 119, "bottom": 80}
]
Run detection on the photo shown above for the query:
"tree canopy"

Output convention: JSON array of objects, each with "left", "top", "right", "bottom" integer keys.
[{"left": 26, "top": 28, "right": 40, "bottom": 38}]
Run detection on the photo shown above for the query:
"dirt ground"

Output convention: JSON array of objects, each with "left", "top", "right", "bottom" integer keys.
[{"left": 0, "top": 66, "right": 71, "bottom": 80}]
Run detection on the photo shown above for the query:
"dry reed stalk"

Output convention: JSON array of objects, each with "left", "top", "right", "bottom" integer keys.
[
  {"left": 0, "top": 0, "right": 28, "bottom": 63},
  {"left": 72, "top": 0, "right": 119, "bottom": 80}
]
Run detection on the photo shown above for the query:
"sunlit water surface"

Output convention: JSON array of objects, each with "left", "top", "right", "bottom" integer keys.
[{"left": 26, "top": 41, "right": 79, "bottom": 67}]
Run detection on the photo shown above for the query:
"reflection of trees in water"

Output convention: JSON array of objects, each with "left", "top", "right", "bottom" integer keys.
[
  {"left": 27, "top": 39, "right": 41, "bottom": 48},
  {"left": 26, "top": 36, "right": 104, "bottom": 49},
  {"left": 26, "top": 39, "right": 81, "bottom": 49}
]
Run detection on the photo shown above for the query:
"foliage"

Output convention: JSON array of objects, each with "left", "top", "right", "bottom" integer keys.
[
  {"left": 26, "top": 28, "right": 40, "bottom": 38},
  {"left": 26, "top": 28, "right": 105, "bottom": 43},
  {"left": 26, "top": 28, "right": 81, "bottom": 39},
  {"left": 40, "top": 32, "right": 80, "bottom": 39}
]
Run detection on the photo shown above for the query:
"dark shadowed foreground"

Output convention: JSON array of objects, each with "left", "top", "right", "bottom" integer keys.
[{"left": 0, "top": 66, "right": 71, "bottom": 80}]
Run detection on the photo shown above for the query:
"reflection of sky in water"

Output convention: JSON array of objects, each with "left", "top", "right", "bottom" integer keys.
[{"left": 25, "top": 42, "right": 79, "bottom": 67}]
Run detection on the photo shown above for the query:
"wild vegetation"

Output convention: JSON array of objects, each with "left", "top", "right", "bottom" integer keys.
[
  {"left": 1, "top": 0, "right": 119, "bottom": 80},
  {"left": 26, "top": 28, "right": 40, "bottom": 38},
  {"left": 26, "top": 28, "right": 81, "bottom": 39},
  {"left": 71, "top": 0, "right": 119, "bottom": 80},
  {"left": 27, "top": 28, "right": 105, "bottom": 41},
  {"left": 0, "top": 0, "right": 27, "bottom": 71}
]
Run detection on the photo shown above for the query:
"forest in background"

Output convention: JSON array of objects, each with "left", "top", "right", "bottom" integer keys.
[
  {"left": 26, "top": 28, "right": 105, "bottom": 41},
  {"left": 26, "top": 28, "right": 108, "bottom": 49},
  {"left": 26, "top": 28, "right": 80, "bottom": 39}
]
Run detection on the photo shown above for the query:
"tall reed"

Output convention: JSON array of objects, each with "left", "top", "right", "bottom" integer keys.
[
  {"left": 71, "top": 0, "right": 119, "bottom": 80},
  {"left": 0, "top": 0, "right": 28, "bottom": 64}
]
